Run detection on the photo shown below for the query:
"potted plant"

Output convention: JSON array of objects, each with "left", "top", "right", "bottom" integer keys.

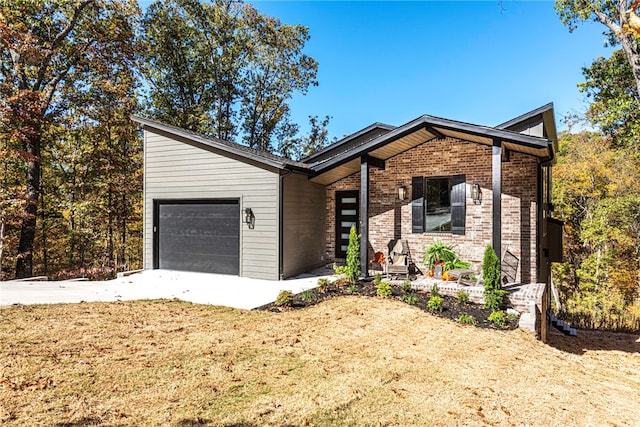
[{"left": 423, "top": 239, "right": 470, "bottom": 279}]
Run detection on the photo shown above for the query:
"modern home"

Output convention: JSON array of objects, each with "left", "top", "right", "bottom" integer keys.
[{"left": 132, "top": 103, "right": 562, "bottom": 285}]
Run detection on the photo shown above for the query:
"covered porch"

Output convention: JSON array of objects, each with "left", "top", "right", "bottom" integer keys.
[{"left": 306, "top": 107, "right": 558, "bottom": 284}]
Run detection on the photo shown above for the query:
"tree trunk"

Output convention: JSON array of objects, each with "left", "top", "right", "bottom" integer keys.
[
  {"left": 620, "top": 33, "right": 640, "bottom": 98},
  {"left": 41, "top": 191, "right": 48, "bottom": 276},
  {"left": 15, "top": 133, "right": 42, "bottom": 279},
  {"left": 120, "top": 193, "right": 127, "bottom": 270},
  {"left": 108, "top": 189, "right": 114, "bottom": 268},
  {"left": 0, "top": 215, "right": 5, "bottom": 279}
]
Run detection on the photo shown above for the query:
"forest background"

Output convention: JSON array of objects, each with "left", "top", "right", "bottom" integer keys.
[{"left": 1, "top": 0, "right": 639, "bottom": 331}]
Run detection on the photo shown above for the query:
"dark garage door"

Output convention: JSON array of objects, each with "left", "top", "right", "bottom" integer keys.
[{"left": 154, "top": 200, "right": 239, "bottom": 275}]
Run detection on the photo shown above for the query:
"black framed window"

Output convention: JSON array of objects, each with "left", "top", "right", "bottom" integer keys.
[
  {"left": 412, "top": 175, "right": 466, "bottom": 235},
  {"left": 425, "top": 177, "right": 452, "bottom": 232}
]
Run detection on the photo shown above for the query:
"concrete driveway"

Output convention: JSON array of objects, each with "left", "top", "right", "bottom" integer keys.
[{"left": 0, "top": 269, "right": 330, "bottom": 309}]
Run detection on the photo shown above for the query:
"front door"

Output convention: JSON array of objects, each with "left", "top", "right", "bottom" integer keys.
[{"left": 335, "top": 190, "right": 359, "bottom": 258}]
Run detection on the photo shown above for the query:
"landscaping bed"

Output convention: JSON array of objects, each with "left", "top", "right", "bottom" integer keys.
[{"left": 256, "top": 277, "right": 519, "bottom": 330}]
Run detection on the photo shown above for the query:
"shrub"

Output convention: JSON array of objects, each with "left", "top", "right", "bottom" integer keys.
[
  {"left": 317, "top": 277, "right": 332, "bottom": 292},
  {"left": 456, "top": 290, "right": 470, "bottom": 304},
  {"left": 300, "top": 290, "right": 316, "bottom": 301},
  {"left": 376, "top": 281, "right": 393, "bottom": 297},
  {"left": 402, "top": 279, "right": 412, "bottom": 293},
  {"left": 347, "top": 284, "right": 358, "bottom": 294},
  {"left": 345, "top": 225, "right": 361, "bottom": 284},
  {"left": 431, "top": 283, "right": 440, "bottom": 297},
  {"left": 333, "top": 225, "right": 361, "bottom": 284},
  {"left": 275, "top": 290, "right": 294, "bottom": 307},
  {"left": 374, "top": 273, "right": 383, "bottom": 286},
  {"left": 482, "top": 244, "right": 505, "bottom": 311},
  {"left": 484, "top": 289, "right": 507, "bottom": 312},
  {"left": 488, "top": 310, "right": 506, "bottom": 326},
  {"left": 458, "top": 314, "right": 476, "bottom": 325},
  {"left": 401, "top": 294, "right": 417, "bottom": 305},
  {"left": 427, "top": 295, "right": 444, "bottom": 312}
]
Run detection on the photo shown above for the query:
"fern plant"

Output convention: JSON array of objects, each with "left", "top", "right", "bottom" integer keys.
[{"left": 423, "top": 239, "right": 458, "bottom": 270}]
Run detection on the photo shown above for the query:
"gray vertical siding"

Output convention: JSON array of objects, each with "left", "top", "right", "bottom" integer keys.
[
  {"left": 143, "top": 130, "right": 280, "bottom": 280},
  {"left": 282, "top": 173, "right": 326, "bottom": 278}
]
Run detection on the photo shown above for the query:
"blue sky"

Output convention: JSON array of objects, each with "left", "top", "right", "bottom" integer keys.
[{"left": 140, "top": 1, "right": 612, "bottom": 139}]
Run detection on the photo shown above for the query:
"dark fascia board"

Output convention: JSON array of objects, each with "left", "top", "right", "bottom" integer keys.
[
  {"left": 309, "top": 114, "right": 553, "bottom": 174},
  {"left": 424, "top": 115, "right": 552, "bottom": 148},
  {"left": 131, "top": 115, "right": 309, "bottom": 173},
  {"left": 301, "top": 122, "right": 396, "bottom": 162},
  {"left": 496, "top": 102, "right": 558, "bottom": 141}
]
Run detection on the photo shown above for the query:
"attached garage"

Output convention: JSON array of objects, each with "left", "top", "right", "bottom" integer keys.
[
  {"left": 154, "top": 200, "right": 240, "bottom": 275},
  {"left": 134, "top": 116, "right": 326, "bottom": 281}
]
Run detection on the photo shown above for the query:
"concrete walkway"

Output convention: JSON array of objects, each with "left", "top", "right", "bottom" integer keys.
[{"left": 0, "top": 269, "right": 331, "bottom": 310}]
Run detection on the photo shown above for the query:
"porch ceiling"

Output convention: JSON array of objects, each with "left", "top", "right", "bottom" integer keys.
[
  {"left": 311, "top": 158, "right": 362, "bottom": 185},
  {"left": 310, "top": 128, "right": 437, "bottom": 185}
]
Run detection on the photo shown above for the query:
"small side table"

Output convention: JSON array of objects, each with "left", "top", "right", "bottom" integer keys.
[{"left": 447, "top": 268, "right": 476, "bottom": 285}]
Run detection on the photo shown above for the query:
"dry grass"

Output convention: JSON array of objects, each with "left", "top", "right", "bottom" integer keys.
[{"left": 1, "top": 297, "right": 639, "bottom": 426}]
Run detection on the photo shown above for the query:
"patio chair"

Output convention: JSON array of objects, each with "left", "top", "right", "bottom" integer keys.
[
  {"left": 501, "top": 249, "right": 519, "bottom": 286},
  {"left": 386, "top": 239, "right": 410, "bottom": 279}
]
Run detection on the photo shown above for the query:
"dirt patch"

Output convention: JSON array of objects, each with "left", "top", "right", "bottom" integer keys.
[
  {"left": 1, "top": 298, "right": 638, "bottom": 426},
  {"left": 257, "top": 278, "right": 519, "bottom": 330}
]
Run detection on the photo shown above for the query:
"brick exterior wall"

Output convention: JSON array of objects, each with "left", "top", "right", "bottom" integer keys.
[{"left": 325, "top": 137, "right": 539, "bottom": 283}]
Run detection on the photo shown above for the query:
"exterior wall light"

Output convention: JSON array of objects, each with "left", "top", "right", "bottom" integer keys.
[
  {"left": 398, "top": 185, "right": 406, "bottom": 201},
  {"left": 243, "top": 207, "right": 255, "bottom": 229},
  {"left": 471, "top": 184, "right": 482, "bottom": 205}
]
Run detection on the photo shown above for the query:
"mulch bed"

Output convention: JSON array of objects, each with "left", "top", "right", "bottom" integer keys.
[{"left": 255, "top": 278, "right": 519, "bottom": 330}]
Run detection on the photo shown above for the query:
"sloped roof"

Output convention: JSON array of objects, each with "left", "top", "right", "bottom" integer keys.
[
  {"left": 301, "top": 122, "right": 396, "bottom": 163},
  {"left": 131, "top": 115, "right": 308, "bottom": 172},
  {"left": 133, "top": 103, "right": 557, "bottom": 185},
  {"left": 307, "top": 108, "right": 556, "bottom": 185}
]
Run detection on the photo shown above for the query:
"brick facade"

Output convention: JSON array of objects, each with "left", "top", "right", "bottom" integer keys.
[{"left": 325, "top": 137, "right": 539, "bottom": 283}]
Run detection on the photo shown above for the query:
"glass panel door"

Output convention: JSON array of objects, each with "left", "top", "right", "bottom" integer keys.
[{"left": 335, "top": 191, "right": 359, "bottom": 258}]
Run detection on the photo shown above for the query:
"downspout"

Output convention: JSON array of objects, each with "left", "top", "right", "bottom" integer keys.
[
  {"left": 539, "top": 145, "right": 555, "bottom": 284},
  {"left": 279, "top": 169, "right": 292, "bottom": 280}
]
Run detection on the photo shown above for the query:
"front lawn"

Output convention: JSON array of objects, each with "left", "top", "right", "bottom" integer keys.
[{"left": 1, "top": 298, "right": 639, "bottom": 425}]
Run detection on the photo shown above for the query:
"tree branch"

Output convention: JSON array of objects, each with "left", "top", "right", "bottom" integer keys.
[
  {"left": 42, "top": 66, "right": 71, "bottom": 115},
  {"left": 33, "top": 0, "right": 96, "bottom": 92},
  {"left": 593, "top": 7, "right": 622, "bottom": 35},
  {"left": 593, "top": 4, "right": 620, "bottom": 34}
]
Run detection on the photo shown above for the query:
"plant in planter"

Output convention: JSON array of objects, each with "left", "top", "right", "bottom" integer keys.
[{"left": 423, "top": 239, "right": 470, "bottom": 279}]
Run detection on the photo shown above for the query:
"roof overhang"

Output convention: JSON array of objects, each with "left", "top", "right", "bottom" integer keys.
[
  {"left": 309, "top": 115, "right": 553, "bottom": 185},
  {"left": 497, "top": 102, "right": 558, "bottom": 164},
  {"left": 302, "top": 122, "right": 396, "bottom": 164},
  {"left": 132, "top": 115, "right": 309, "bottom": 173}
]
